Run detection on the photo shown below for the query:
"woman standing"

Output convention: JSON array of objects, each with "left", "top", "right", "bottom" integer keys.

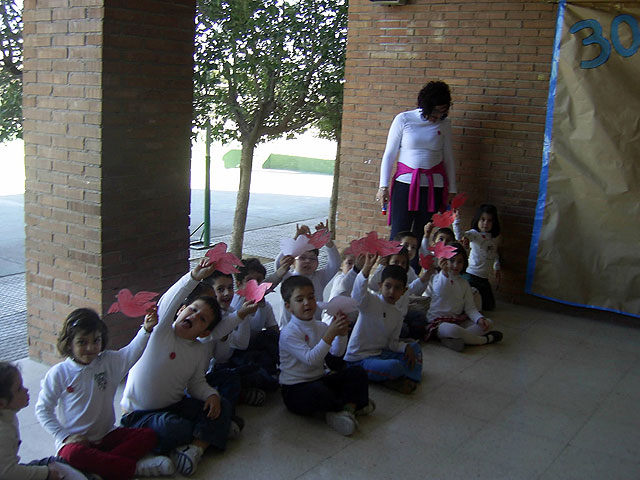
[{"left": 376, "top": 81, "right": 457, "bottom": 243}]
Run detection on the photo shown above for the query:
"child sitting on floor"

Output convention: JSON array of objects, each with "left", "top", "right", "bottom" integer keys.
[
  {"left": 279, "top": 276, "right": 373, "bottom": 436},
  {"left": 394, "top": 230, "right": 420, "bottom": 274},
  {"left": 368, "top": 247, "right": 432, "bottom": 339},
  {"left": 120, "top": 258, "right": 237, "bottom": 477},
  {"left": 275, "top": 222, "right": 341, "bottom": 327},
  {"left": 204, "top": 269, "right": 275, "bottom": 407},
  {"left": 1, "top": 362, "right": 88, "bottom": 480},
  {"left": 345, "top": 254, "right": 423, "bottom": 394},
  {"left": 231, "top": 258, "right": 280, "bottom": 376},
  {"left": 35, "top": 308, "right": 172, "bottom": 479},
  {"left": 425, "top": 242, "right": 503, "bottom": 352}
]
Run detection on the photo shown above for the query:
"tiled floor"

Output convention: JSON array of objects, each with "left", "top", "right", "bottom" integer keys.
[{"left": 14, "top": 302, "right": 640, "bottom": 479}]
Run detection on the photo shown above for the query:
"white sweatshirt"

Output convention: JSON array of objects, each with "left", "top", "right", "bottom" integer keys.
[{"left": 37, "top": 327, "right": 150, "bottom": 452}]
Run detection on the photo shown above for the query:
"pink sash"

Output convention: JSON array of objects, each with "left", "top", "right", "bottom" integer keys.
[{"left": 387, "top": 161, "right": 449, "bottom": 226}]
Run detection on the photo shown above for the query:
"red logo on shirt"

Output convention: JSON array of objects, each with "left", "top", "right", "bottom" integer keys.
[
  {"left": 438, "top": 131, "right": 441, "bottom": 135},
  {"left": 169, "top": 352, "right": 176, "bottom": 360},
  {"left": 66, "top": 386, "right": 74, "bottom": 393},
  {"left": 304, "top": 335, "right": 309, "bottom": 343}
]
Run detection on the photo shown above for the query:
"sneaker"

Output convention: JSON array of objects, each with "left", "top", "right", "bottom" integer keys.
[
  {"left": 355, "top": 399, "right": 376, "bottom": 416},
  {"left": 135, "top": 455, "right": 175, "bottom": 477},
  {"left": 171, "top": 444, "right": 203, "bottom": 477},
  {"left": 484, "top": 330, "right": 503, "bottom": 344},
  {"left": 325, "top": 410, "right": 358, "bottom": 436},
  {"left": 440, "top": 337, "right": 465, "bottom": 352},
  {"left": 239, "top": 387, "right": 266, "bottom": 406},
  {"left": 228, "top": 414, "right": 245, "bottom": 440}
]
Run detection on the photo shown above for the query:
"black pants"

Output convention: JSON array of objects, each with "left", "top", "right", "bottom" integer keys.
[
  {"left": 390, "top": 180, "right": 443, "bottom": 271},
  {"left": 465, "top": 273, "right": 495, "bottom": 311},
  {"left": 280, "top": 366, "right": 369, "bottom": 416}
]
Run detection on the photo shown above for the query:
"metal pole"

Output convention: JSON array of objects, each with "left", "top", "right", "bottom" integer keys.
[{"left": 204, "top": 122, "right": 211, "bottom": 247}]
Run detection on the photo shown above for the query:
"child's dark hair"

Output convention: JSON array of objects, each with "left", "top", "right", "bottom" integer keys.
[
  {"left": 57, "top": 308, "right": 108, "bottom": 357},
  {"left": 394, "top": 231, "right": 418, "bottom": 243},
  {"left": 432, "top": 227, "right": 455, "bottom": 243},
  {"left": 448, "top": 242, "right": 469, "bottom": 273},
  {"left": 298, "top": 249, "right": 319, "bottom": 257},
  {"left": 181, "top": 285, "right": 221, "bottom": 330},
  {"left": 471, "top": 204, "right": 500, "bottom": 237},
  {"left": 0, "top": 362, "right": 19, "bottom": 405},
  {"left": 281, "top": 275, "right": 314, "bottom": 303},
  {"left": 417, "top": 81, "right": 452, "bottom": 118},
  {"left": 381, "top": 265, "right": 408, "bottom": 286},
  {"left": 235, "top": 258, "right": 267, "bottom": 284},
  {"left": 205, "top": 270, "right": 233, "bottom": 286},
  {"left": 388, "top": 247, "right": 410, "bottom": 271}
]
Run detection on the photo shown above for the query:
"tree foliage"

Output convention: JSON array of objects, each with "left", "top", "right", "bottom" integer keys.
[
  {"left": 0, "top": 0, "right": 22, "bottom": 142},
  {"left": 194, "top": 0, "right": 348, "bottom": 255}
]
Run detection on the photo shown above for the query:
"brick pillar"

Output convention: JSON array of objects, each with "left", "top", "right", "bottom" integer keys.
[{"left": 23, "top": 0, "right": 196, "bottom": 363}]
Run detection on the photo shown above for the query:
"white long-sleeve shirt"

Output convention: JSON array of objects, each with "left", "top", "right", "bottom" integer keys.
[
  {"left": 231, "top": 293, "right": 278, "bottom": 339},
  {"left": 275, "top": 244, "right": 341, "bottom": 327},
  {"left": 200, "top": 307, "right": 249, "bottom": 367},
  {"left": 379, "top": 109, "right": 457, "bottom": 193},
  {"left": 278, "top": 315, "right": 346, "bottom": 385},
  {"left": 368, "top": 264, "right": 427, "bottom": 317},
  {"left": 426, "top": 271, "right": 483, "bottom": 324},
  {"left": 1, "top": 410, "right": 49, "bottom": 480},
  {"left": 36, "top": 327, "right": 150, "bottom": 452},
  {"left": 344, "top": 272, "right": 408, "bottom": 362},
  {"left": 121, "top": 272, "right": 221, "bottom": 413}
]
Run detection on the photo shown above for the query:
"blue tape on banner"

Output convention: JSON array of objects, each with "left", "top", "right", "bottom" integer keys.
[{"left": 525, "top": 0, "right": 566, "bottom": 294}]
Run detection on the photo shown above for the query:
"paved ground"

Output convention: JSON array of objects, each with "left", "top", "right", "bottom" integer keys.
[{"left": 0, "top": 184, "right": 330, "bottom": 361}]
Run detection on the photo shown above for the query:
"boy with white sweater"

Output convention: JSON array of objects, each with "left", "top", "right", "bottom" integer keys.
[
  {"left": 345, "top": 254, "right": 423, "bottom": 394},
  {"left": 120, "top": 259, "right": 239, "bottom": 477},
  {"left": 279, "top": 276, "right": 373, "bottom": 436}
]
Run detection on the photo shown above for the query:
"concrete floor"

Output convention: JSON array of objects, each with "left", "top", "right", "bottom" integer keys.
[{"left": 14, "top": 301, "right": 640, "bottom": 479}]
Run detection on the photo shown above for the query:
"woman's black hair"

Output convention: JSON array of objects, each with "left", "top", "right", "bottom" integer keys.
[
  {"left": 448, "top": 241, "right": 469, "bottom": 273},
  {"left": 470, "top": 204, "right": 501, "bottom": 237},
  {"left": 0, "top": 362, "right": 19, "bottom": 404},
  {"left": 417, "top": 81, "right": 452, "bottom": 118},
  {"left": 57, "top": 308, "right": 108, "bottom": 357}
]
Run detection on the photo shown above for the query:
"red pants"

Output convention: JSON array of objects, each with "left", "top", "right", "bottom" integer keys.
[{"left": 58, "top": 427, "right": 156, "bottom": 480}]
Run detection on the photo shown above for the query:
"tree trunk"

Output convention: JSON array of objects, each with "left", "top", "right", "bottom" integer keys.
[
  {"left": 230, "top": 139, "right": 256, "bottom": 257},
  {"left": 328, "top": 137, "right": 341, "bottom": 238}
]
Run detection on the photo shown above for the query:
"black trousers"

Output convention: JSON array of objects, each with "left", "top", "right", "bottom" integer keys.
[{"left": 280, "top": 366, "right": 369, "bottom": 416}]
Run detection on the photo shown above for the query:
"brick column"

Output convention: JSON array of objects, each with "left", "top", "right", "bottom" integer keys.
[{"left": 23, "top": 0, "right": 196, "bottom": 363}]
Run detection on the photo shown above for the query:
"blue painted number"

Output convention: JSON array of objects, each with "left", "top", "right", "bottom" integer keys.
[
  {"left": 570, "top": 14, "right": 640, "bottom": 68},
  {"left": 570, "top": 19, "right": 611, "bottom": 69}
]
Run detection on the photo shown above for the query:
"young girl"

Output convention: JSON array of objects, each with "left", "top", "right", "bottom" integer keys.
[
  {"left": 426, "top": 242, "right": 503, "bottom": 352},
  {"left": 454, "top": 204, "right": 501, "bottom": 311},
  {"left": 35, "top": 308, "right": 175, "bottom": 479},
  {"left": 1, "top": 362, "right": 88, "bottom": 480}
]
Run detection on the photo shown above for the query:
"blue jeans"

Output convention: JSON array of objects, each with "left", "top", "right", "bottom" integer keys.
[
  {"left": 348, "top": 342, "right": 422, "bottom": 383},
  {"left": 120, "top": 396, "right": 232, "bottom": 454}
]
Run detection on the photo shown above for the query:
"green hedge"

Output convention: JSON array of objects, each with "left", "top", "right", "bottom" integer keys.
[
  {"left": 222, "top": 149, "right": 242, "bottom": 168},
  {"left": 262, "top": 153, "right": 334, "bottom": 174}
]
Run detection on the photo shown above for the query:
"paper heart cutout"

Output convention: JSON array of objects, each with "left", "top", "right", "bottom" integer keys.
[
  {"left": 280, "top": 236, "right": 313, "bottom": 258},
  {"left": 108, "top": 289, "right": 159, "bottom": 318},
  {"left": 205, "top": 243, "right": 243, "bottom": 274},
  {"left": 431, "top": 210, "right": 457, "bottom": 228},
  {"left": 451, "top": 192, "right": 467, "bottom": 210},
  {"left": 236, "top": 279, "right": 272, "bottom": 303},
  {"left": 419, "top": 253, "right": 435, "bottom": 271},
  {"left": 317, "top": 296, "right": 359, "bottom": 316},
  {"left": 430, "top": 241, "right": 457, "bottom": 259},
  {"left": 306, "top": 229, "right": 331, "bottom": 249}
]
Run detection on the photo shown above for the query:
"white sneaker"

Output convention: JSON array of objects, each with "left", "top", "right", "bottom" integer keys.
[
  {"left": 325, "top": 410, "right": 358, "bottom": 436},
  {"left": 171, "top": 444, "right": 204, "bottom": 476},
  {"left": 135, "top": 455, "right": 176, "bottom": 477}
]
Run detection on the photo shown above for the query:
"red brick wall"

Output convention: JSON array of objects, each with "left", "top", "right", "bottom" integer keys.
[
  {"left": 337, "top": 0, "right": 557, "bottom": 304},
  {"left": 23, "top": 0, "right": 195, "bottom": 363}
]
